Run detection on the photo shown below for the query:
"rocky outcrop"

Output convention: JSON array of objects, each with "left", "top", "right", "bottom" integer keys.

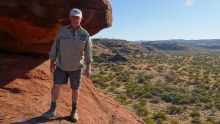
[
  {"left": 0, "top": 53, "right": 144, "bottom": 124},
  {"left": 0, "top": 0, "right": 112, "bottom": 55},
  {"left": 109, "top": 53, "right": 128, "bottom": 62}
]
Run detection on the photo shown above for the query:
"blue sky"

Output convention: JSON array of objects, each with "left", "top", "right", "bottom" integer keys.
[{"left": 92, "top": 0, "right": 220, "bottom": 41}]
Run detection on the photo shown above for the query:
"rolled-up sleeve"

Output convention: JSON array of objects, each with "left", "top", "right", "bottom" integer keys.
[
  {"left": 49, "top": 32, "right": 59, "bottom": 61},
  {"left": 84, "top": 36, "right": 93, "bottom": 63}
]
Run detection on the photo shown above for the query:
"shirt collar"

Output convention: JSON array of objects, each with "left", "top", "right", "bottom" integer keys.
[{"left": 68, "top": 25, "right": 82, "bottom": 32}]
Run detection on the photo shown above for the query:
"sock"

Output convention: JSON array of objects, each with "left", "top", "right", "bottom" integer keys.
[
  {"left": 72, "top": 102, "right": 78, "bottom": 112},
  {"left": 50, "top": 101, "right": 57, "bottom": 110}
]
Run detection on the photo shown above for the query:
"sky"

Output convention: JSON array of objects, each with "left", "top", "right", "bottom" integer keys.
[{"left": 92, "top": 0, "right": 220, "bottom": 41}]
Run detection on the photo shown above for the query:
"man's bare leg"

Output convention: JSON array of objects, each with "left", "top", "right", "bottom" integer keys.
[
  {"left": 51, "top": 84, "right": 62, "bottom": 101},
  {"left": 42, "top": 84, "right": 62, "bottom": 119}
]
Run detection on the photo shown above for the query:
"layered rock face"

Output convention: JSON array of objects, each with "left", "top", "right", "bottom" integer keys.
[{"left": 0, "top": 0, "right": 112, "bottom": 55}]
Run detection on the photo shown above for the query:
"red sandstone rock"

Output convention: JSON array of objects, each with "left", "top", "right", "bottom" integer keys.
[
  {"left": 0, "top": 0, "right": 112, "bottom": 55},
  {"left": 0, "top": 54, "right": 144, "bottom": 124}
]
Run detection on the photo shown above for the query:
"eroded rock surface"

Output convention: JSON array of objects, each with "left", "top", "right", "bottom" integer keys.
[{"left": 0, "top": 0, "right": 112, "bottom": 55}]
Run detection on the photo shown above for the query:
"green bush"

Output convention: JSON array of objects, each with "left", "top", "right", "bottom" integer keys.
[
  {"left": 190, "top": 111, "right": 200, "bottom": 117},
  {"left": 145, "top": 73, "right": 154, "bottom": 79},
  {"left": 198, "top": 95, "right": 212, "bottom": 103},
  {"left": 117, "top": 75, "right": 130, "bottom": 82},
  {"left": 143, "top": 117, "right": 155, "bottom": 124},
  {"left": 214, "top": 102, "right": 220, "bottom": 110},
  {"left": 204, "top": 103, "right": 213, "bottom": 110},
  {"left": 215, "top": 121, "right": 220, "bottom": 124},
  {"left": 206, "top": 117, "right": 216, "bottom": 123},
  {"left": 148, "top": 86, "right": 165, "bottom": 98},
  {"left": 137, "top": 77, "right": 146, "bottom": 84},
  {"left": 133, "top": 104, "right": 149, "bottom": 117},
  {"left": 166, "top": 105, "right": 183, "bottom": 115},
  {"left": 117, "top": 94, "right": 127, "bottom": 103},
  {"left": 162, "top": 92, "right": 191, "bottom": 105},
  {"left": 152, "top": 112, "right": 168, "bottom": 121},
  {"left": 170, "top": 119, "right": 179, "bottom": 124},
  {"left": 191, "top": 117, "right": 202, "bottom": 124},
  {"left": 150, "top": 97, "right": 160, "bottom": 104}
]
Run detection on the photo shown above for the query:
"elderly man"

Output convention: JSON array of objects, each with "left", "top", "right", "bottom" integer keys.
[{"left": 42, "top": 8, "right": 93, "bottom": 122}]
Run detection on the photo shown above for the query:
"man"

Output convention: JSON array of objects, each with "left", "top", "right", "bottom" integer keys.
[{"left": 42, "top": 8, "right": 93, "bottom": 122}]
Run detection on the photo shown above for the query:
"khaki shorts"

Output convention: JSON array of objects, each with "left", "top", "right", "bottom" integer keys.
[{"left": 53, "top": 67, "right": 83, "bottom": 90}]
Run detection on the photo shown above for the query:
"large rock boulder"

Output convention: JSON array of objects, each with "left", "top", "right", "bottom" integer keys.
[{"left": 0, "top": 0, "right": 112, "bottom": 55}]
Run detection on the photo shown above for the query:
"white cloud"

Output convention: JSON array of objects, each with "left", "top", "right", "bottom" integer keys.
[{"left": 186, "top": 0, "right": 193, "bottom": 7}]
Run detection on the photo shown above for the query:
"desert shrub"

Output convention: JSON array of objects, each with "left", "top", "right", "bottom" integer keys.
[
  {"left": 110, "top": 81, "right": 121, "bottom": 88},
  {"left": 162, "top": 92, "right": 175, "bottom": 103},
  {"left": 155, "top": 118, "right": 164, "bottom": 124},
  {"left": 157, "top": 65, "right": 164, "bottom": 71},
  {"left": 92, "top": 79, "right": 100, "bottom": 84},
  {"left": 147, "top": 86, "right": 165, "bottom": 98},
  {"left": 215, "top": 121, "right": 220, "bottom": 124},
  {"left": 111, "top": 67, "right": 119, "bottom": 72},
  {"left": 99, "top": 70, "right": 107, "bottom": 75},
  {"left": 213, "top": 82, "right": 219, "bottom": 89},
  {"left": 133, "top": 104, "right": 149, "bottom": 116},
  {"left": 187, "top": 95, "right": 200, "bottom": 104},
  {"left": 139, "top": 98, "right": 148, "bottom": 106},
  {"left": 214, "top": 102, "right": 220, "bottom": 110},
  {"left": 137, "top": 77, "right": 146, "bottom": 84},
  {"left": 145, "top": 73, "right": 154, "bottom": 79},
  {"left": 193, "top": 88, "right": 209, "bottom": 96},
  {"left": 130, "top": 65, "right": 137, "bottom": 70},
  {"left": 117, "top": 66, "right": 125, "bottom": 71},
  {"left": 117, "top": 75, "right": 130, "bottom": 82},
  {"left": 108, "top": 87, "right": 116, "bottom": 93},
  {"left": 166, "top": 105, "right": 183, "bottom": 115},
  {"left": 170, "top": 119, "right": 179, "bottom": 124},
  {"left": 165, "top": 75, "right": 176, "bottom": 83},
  {"left": 190, "top": 111, "right": 200, "bottom": 117},
  {"left": 150, "top": 97, "right": 160, "bottom": 104},
  {"left": 104, "top": 68, "right": 108, "bottom": 71},
  {"left": 143, "top": 117, "right": 155, "bottom": 124},
  {"left": 152, "top": 112, "right": 168, "bottom": 121},
  {"left": 135, "top": 88, "right": 146, "bottom": 98},
  {"left": 195, "top": 103, "right": 203, "bottom": 108},
  {"left": 198, "top": 95, "right": 212, "bottom": 103},
  {"left": 117, "top": 94, "right": 127, "bottom": 103},
  {"left": 162, "top": 92, "right": 190, "bottom": 105},
  {"left": 178, "top": 97, "right": 191, "bottom": 104},
  {"left": 125, "top": 82, "right": 138, "bottom": 97},
  {"left": 191, "top": 117, "right": 202, "bottom": 124},
  {"left": 143, "top": 92, "right": 153, "bottom": 99},
  {"left": 145, "top": 67, "right": 151, "bottom": 71},
  {"left": 204, "top": 103, "right": 213, "bottom": 110},
  {"left": 206, "top": 117, "right": 216, "bottom": 123}
]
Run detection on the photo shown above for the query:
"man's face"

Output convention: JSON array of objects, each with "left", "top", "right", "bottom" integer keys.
[{"left": 69, "top": 16, "right": 82, "bottom": 28}]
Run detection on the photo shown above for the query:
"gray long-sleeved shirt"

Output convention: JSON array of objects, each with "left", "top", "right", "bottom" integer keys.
[{"left": 49, "top": 25, "right": 93, "bottom": 71}]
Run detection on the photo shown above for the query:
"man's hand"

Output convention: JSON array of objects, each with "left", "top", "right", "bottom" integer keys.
[
  {"left": 84, "top": 62, "right": 91, "bottom": 78},
  {"left": 50, "top": 60, "right": 56, "bottom": 73},
  {"left": 85, "top": 68, "right": 91, "bottom": 78}
]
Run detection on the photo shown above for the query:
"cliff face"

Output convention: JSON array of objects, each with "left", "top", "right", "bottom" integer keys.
[
  {"left": 0, "top": 53, "right": 144, "bottom": 124},
  {"left": 0, "top": 0, "right": 112, "bottom": 55}
]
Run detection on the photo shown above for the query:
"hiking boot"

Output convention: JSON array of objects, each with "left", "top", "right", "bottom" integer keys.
[
  {"left": 42, "top": 108, "right": 56, "bottom": 119},
  {"left": 70, "top": 110, "right": 78, "bottom": 122}
]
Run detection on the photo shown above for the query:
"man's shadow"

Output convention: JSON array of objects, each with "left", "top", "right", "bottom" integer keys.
[{"left": 10, "top": 115, "right": 76, "bottom": 124}]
